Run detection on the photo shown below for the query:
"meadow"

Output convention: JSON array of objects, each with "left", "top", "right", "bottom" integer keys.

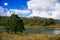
[
  {"left": 0, "top": 32, "right": 60, "bottom": 40},
  {"left": 24, "top": 23, "right": 60, "bottom": 29}
]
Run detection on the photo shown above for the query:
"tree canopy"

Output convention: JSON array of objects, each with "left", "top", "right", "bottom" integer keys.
[{"left": 5, "top": 14, "right": 25, "bottom": 33}]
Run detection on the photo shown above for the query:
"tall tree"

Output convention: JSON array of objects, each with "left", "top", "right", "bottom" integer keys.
[{"left": 5, "top": 14, "right": 25, "bottom": 33}]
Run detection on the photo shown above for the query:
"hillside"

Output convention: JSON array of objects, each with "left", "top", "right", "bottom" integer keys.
[{"left": 0, "top": 16, "right": 60, "bottom": 29}]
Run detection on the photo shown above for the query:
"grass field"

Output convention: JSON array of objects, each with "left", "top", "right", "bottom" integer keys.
[
  {"left": 0, "top": 23, "right": 60, "bottom": 40},
  {"left": 25, "top": 23, "right": 60, "bottom": 29},
  {"left": 0, "top": 32, "right": 60, "bottom": 40}
]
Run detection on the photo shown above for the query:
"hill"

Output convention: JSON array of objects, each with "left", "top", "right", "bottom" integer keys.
[{"left": 0, "top": 16, "right": 60, "bottom": 29}]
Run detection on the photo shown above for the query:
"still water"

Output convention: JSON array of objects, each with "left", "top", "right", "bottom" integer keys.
[
  {"left": 23, "top": 29, "right": 60, "bottom": 34},
  {"left": 0, "top": 28, "right": 60, "bottom": 34}
]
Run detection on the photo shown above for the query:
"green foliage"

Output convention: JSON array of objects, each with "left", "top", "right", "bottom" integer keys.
[
  {"left": 0, "top": 16, "right": 56, "bottom": 27},
  {"left": 29, "top": 16, "right": 55, "bottom": 26},
  {"left": 5, "top": 14, "right": 25, "bottom": 34},
  {"left": 0, "top": 16, "right": 8, "bottom": 26}
]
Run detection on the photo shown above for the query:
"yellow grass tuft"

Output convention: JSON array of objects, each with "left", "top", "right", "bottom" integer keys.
[{"left": 0, "top": 32, "right": 60, "bottom": 40}]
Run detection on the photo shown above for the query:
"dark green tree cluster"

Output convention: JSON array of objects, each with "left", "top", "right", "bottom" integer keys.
[
  {"left": 40, "top": 18, "right": 55, "bottom": 26},
  {"left": 22, "top": 16, "right": 55, "bottom": 26},
  {"left": 22, "top": 18, "right": 36, "bottom": 26},
  {"left": 32, "top": 17, "right": 55, "bottom": 26},
  {"left": 5, "top": 14, "right": 25, "bottom": 33}
]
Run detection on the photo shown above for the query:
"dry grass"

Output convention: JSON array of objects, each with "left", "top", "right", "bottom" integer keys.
[
  {"left": 24, "top": 23, "right": 60, "bottom": 29},
  {"left": 0, "top": 26, "right": 5, "bottom": 28},
  {"left": 0, "top": 32, "right": 60, "bottom": 40}
]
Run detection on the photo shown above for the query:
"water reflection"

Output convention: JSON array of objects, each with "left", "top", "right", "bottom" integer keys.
[
  {"left": 23, "top": 29, "right": 60, "bottom": 34},
  {"left": 0, "top": 28, "right": 60, "bottom": 34},
  {"left": 54, "top": 30, "right": 60, "bottom": 34}
]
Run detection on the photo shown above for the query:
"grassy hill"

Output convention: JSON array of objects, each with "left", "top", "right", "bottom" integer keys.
[{"left": 0, "top": 16, "right": 60, "bottom": 29}]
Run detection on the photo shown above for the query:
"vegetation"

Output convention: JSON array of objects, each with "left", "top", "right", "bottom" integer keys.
[
  {"left": 0, "top": 16, "right": 60, "bottom": 29},
  {"left": 0, "top": 32, "right": 60, "bottom": 40},
  {"left": 22, "top": 16, "right": 55, "bottom": 26},
  {"left": 5, "top": 14, "right": 25, "bottom": 33},
  {"left": 0, "top": 16, "right": 55, "bottom": 26},
  {"left": 0, "top": 15, "right": 60, "bottom": 40},
  {"left": 0, "top": 16, "right": 9, "bottom": 26}
]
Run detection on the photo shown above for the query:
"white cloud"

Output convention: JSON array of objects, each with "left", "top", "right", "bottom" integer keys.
[
  {"left": 0, "top": 6, "right": 4, "bottom": 16},
  {"left": 52, "top": 3, "right": 60, "bottom": 19},
  {"left": 4, "top": 2, "right": 8, "bottom": 6},
  {"left": 27, "top": 0, "right": 57, "bottom": 10},
  {"left": 0, "top": 6, "right": 31, "bottom": 16},
  {"left": 27, "top": 0, "right": 60, "bottom": 19},
  {"left": 6, "top": 9, "right": 31, "bottom": 16},
  {"left": 9, "top": 9, "right": 30, "bottom": 14}
]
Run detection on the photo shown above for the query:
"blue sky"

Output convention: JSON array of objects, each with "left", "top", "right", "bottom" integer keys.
[
  {"left": 0, "top": 0, "right": 60, "bottom": 19},
  {"left": 0, "top": 0, "right": 29, "bottom": 9},
  {"left": 0, "top": 0, "right": 31, "bottom": 17}
]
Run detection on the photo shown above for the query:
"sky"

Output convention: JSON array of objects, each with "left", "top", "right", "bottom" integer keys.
[{"left": 0, "top": 0, "right": 60, "bottom": 19}]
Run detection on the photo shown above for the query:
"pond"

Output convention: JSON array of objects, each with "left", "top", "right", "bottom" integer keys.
[
  {"left": 0, "top": 28, "right": 6, "bottom": 32},
  {"left": 0, "top": 28, "right": 60, "bottom": 34},
  {"left": 23, "top": 29, "right": 60, "bottom": 34}
]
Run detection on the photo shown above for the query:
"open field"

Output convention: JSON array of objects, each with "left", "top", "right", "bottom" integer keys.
[
  {"left": 25, "top": 23, "right": 60, "bottom": 29},
  {"left": 0, "top": 32, "right": 60, "bottom": 40}
]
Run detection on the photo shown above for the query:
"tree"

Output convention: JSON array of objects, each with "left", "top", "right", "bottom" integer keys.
[
  {"left": 48, "top": 18, "right": 55, "bottom": 24},
  {"left": 5, "top": 14, "right": 25, "bottom": 34},
  {"left": 41, "top": 18, "right": 55, "bottom": 26}
]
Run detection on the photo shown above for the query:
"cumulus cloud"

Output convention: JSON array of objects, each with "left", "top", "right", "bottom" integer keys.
[
  {"left": 4, "top": 2, "right": 8, "bottom": 6},
  {"left": 27, "top": 0, "right": 60, "bottom": 19},
  {"left": 0, "top": 6, "right": 31, "bottom": 16},
  {"left": 27, "top": 0, "right": 56, "bottom": 9},
  {"left": 52, "top": 3, "right": 60, "bottom": 19},
  {"left": 6, "top": 9, "right": 31, "bottom": 16}
]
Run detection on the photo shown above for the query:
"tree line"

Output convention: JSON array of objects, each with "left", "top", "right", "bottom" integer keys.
[{"left": 22, "top": 16, "right": 55, "bottom": 26}]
